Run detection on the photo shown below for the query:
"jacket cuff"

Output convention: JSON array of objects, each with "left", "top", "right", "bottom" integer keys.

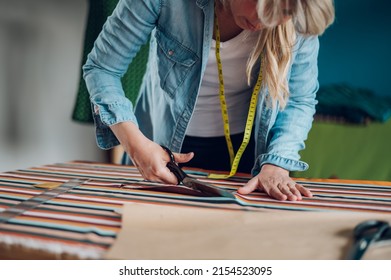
[
  {"left": 252, "top": 153, "right": 309, "bottom": 176},
  {"left": 92, "top": 102, "right": 138, "bottom": 150}
]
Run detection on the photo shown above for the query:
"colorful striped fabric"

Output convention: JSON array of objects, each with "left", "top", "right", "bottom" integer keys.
[{"left": 1, "top": 161, "right": 391, "bottom": 259}]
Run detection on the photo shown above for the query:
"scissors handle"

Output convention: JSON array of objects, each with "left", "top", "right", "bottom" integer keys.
[
  {"left": 354, "top": 220, "right": 389, "bottom": 239},
  {"left": 346, "top": 220, "right": 390, "bottom": 260},
  {"left": 161, "top": 145, "right": 187, "bottom": 183}
]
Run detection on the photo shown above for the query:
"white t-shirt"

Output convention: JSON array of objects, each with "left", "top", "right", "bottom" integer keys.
[{"left": 186, "top": 30, "right": 260, "bottom": 137}]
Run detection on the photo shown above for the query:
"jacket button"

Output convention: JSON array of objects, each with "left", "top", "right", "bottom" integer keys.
[{"left": 168, "top": 50, "right": 174, "bottom": 56}]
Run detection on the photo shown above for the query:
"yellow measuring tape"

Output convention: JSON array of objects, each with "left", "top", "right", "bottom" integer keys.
[{"left": 208, "top": 8, "right": 263, "bottom": 179}]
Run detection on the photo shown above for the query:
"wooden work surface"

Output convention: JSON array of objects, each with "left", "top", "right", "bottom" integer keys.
[{"left": 1, "top": 161, "right": 391, "bottom": 260}]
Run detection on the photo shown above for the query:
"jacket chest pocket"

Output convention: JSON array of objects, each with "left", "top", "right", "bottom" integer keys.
[{"left": 155, "top": 30, "right": 198, "bottom": 98}]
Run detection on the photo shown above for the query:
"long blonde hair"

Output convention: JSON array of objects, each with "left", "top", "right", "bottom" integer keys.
[{"left": 220, "top": 0, "right": 335, "bottom": 108}]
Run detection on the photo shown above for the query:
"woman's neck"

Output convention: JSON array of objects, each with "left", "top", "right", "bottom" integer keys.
[{"left": 214, "top": 2, "right": 243, "bottom": 42}]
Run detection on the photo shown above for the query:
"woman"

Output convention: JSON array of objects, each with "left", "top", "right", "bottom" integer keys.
[{"left": 83, "top": 0, "right": 335, "bottom": 201}]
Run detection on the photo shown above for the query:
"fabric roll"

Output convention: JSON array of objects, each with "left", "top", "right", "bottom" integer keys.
[{"left": 72, "top": 0, "right": 149, "bottom": 123}]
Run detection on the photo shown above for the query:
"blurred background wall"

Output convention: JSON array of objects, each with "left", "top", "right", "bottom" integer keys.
[
  {"left": 0, "top": 0, "right": 390, "bottom": 175},
  {"left": 0, "top": 0, "right": 105, "bottom": 172},
  {"left": 319, "top": 0, "right": 391, "bottom": 97}
]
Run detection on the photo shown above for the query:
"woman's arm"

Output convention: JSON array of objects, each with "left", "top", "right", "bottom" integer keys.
[
  {"left": 83, "top": 0, "right": 160, "bottom": 150},
  {"left": 239, "top": 35, "right": 319, "bottom": 200}
]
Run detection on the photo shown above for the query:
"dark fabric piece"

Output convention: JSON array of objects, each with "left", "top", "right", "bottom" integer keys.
[
  {"left": 180, "top": 133, "right": 256, "bottom": 174},
  {"left": 315, "top": 84, "right": 391, "bottom": 124},
  {"left": 72, "top": 0, "right": 149, "bottom": 123}
]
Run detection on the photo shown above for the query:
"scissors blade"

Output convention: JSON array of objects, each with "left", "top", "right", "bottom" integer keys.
[
  {"left": 379, "top": 227, "right": 391, "bottom": 242},
  {"left": 182, "top": 177, "right": 235, "bottom": 199},
  {"left": 346, "top": 220, "right": 391, "bottom": 260}
]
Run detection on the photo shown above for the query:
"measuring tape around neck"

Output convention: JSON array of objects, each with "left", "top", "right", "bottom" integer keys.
[{"left": 208, "top": 7, "right": 263, "bottom": 179}]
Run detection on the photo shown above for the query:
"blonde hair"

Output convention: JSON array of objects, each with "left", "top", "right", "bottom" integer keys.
[{"left": 220, "top": 0, "right": 335, "bottom": 108}]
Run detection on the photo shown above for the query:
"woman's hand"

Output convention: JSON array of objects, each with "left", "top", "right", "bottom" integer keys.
[
  {"left": 238, "top": 164, "right": 312, "bottom": 201},
  {"left": 110, "top": 121, "right": 193, "bottom": 184},
  {"left": 129, "top": 139, "right": 194, "bottom": 184}
]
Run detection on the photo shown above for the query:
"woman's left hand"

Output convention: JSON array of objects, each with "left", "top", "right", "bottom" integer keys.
[{"left": 238, "top": 164, "right": 313, "bottom": 201}]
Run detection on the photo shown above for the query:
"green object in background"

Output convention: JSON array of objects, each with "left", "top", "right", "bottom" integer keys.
[
  {"left": 72, "top": 0, "right": 149, "bottom": 123},
  {"left": 316, "top": 84, "right": 391, "bottom": 124},
  {"left": 291, "top": 120, "right": 391, "bottom": 181}
]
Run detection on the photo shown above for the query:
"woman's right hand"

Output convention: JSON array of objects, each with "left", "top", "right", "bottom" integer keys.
[{"left": 110, "top": 121, "right": 194, "bottom": 184}]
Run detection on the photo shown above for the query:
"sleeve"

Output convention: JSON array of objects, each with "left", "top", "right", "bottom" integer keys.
[
  {"left": 82, "top": 0, "right": 160, "bottom": 149},
  {"left": 256, "top": 35, "right": 319, "bottom": 172}
]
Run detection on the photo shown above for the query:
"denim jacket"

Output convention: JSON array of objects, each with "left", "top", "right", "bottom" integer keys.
[{"left": 83, "top": 0, "right": 319, "bottom": 176}]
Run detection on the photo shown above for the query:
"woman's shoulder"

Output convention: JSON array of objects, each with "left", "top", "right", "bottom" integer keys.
[
  {"left": 292, "top": 33, "right": 319, "bottom": 55},
  {"left": 295, "top": 32, "right": 319, "bottom": 44}
]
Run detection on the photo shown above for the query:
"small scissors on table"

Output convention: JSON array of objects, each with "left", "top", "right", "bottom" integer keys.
[
  {"left": 161, "top": 145, "right": 235, "bottom": 199},
  {"left": 345, "top": 220, "right": 391, "bottom": 260}
]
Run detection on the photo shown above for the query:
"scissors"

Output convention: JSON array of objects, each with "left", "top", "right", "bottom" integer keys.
[
  {"left": 161, "top": 145, "right": 235, "bottom": 199},
  {"left": 345, "top": 220, "right": 391, "bottom": 260}
]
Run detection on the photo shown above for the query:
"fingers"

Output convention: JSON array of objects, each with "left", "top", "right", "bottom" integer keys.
[
  {"left": 280, "top": 185, "right": 298, "bottom": 201},
  {"left": 150, "top": 150, "right": 195, "bottom": 185},
  {"left": 173, "top": 152, "right": 194, "bottom": 164},
  {"left": 269, "top": 187, "right": 288, "bottom": 201},
  {"left": 155, "top": 148, "right": 180, "bottom": 184},
  {"left": 289, "top": 184, "right": 303, "bottom": 200},
  {"left": 270, "top": 182, "right": 313, "bottom": 201},
  {"left": 296, "top": 183, "right": 313, "bottom": 198},
  {"left": 138, "top": 158, "right": 178, "bottom": 185},
  {"left": 238, "top": 176, "right": 259, "bottom": 195},
  {"left": 284, "top": 182, "right": 302, "bottom": 201},
  {"left": 156, "top": 168, "right": 179, "bottom": 185},
  {"left": 238, "top": 166, "right": 313, "bottom": 201},
  {"left": 239, "top": 178, "right": 289, "bottom": 201},
  {"left": 131, "top": 143, "right": 179, "bottom": 185}
]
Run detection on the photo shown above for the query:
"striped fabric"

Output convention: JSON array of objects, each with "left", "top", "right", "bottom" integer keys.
[{"left": 0, "top": 161, "right": 390, "bottom": 259}]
